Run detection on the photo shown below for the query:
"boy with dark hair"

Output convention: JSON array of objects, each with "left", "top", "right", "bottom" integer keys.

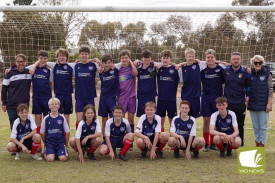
[
  {"left": 98, "top": 105, "right": 134, "bottom": 161},
  {"left": 210, "top": 97, "right": 241, "bottom": 158},
  {"left": 168, "top": 100, "right": 205, "bottom": 159},
  {"left": 136, "top": 49, "right": 158, "bottom": 117},
  {"left": 98, "top": 54, "right": 119, "bottom": 135},
  {"left": 157, "top": 50, "right": 179, "bottom": 132},
  {"left": 117, "top": 50, "right": 138, "bottom": 136},
  {"left": 135, "top": 101, "right": 168, "bottom": 160},
  {"left": 40, "top": 98, "right": 70, "bottom": 162},
  {"left": 7, "top": 104, "right": 43, "bottom": 160}
]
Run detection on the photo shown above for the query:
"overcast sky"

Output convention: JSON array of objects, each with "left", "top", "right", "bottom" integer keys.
[{"left": 0, "top": 0, "right": 233, "bottom": 6}]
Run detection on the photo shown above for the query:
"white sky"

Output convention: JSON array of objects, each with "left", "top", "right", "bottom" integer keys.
[{"left": 0, "top": 0, "right": 233, "bottom": 6}]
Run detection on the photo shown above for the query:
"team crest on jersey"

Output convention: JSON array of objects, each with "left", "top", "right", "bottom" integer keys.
[
  {"left": 187, "top": 124, "right": 192, "bottom": 129},
  {"left": 147, "top": 68, "right": 152, "bottom": 73},
  {"left": 63, "top": 65, "right": 67, "bottom": 70},
  {"left": 43, "top": 69, "right": 48, "bottom": 73},
  {"left": 57, "top": 120, "right": 62, "bottom": 125},
  {"left": 238, "top": 73, "right": 243, "bottom": 78},
  {"left": 169, "top": 69, "right": 174, "bottom": 74},
  {"left": 120, "top": 127, "right": 125, "bottom": 132},
  {"left": 192, "top": 65, "right": 196, "bottom": 70},
  {"left": 226, "top": 118, "right": 231, "bottom": 123},
  {"left": 88, "top": 66, "right": 93, "bottom": 70},
  {"left": 25, "top": 123, "right": 29, "bottom": 129},
  {"left": 215, "top": 69, "right": 220, "bottom": 72},
  {"left": 109, "top": 70, "right": 114, "bottom": 74},
  {"left": 260, "top": 76, "right": 265, "bottom": 81},
  {"left": 90, "top": 126, "right": 96, "bottom": 131}
]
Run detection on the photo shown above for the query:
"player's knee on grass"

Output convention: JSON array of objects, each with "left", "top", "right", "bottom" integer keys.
[
  {"left": 233, "top": 137, "right": 242, "bottom": 148},
  {"left": 58, "top": 155, "right": 68, "bottom": 162},
  {"left": 7, "top": 142, "right": 16, "bottom": 152},
  {"left": 159, "top": 132, "right": 168, "bottom": 142},
  {"left": 168, "top": 137, "right": 177, "bottom": 147},
  {"left": 99, "top": 145, "right": 108, "bottom": 156},
  {"left": 193, "top": 137, "right": 205, "bottom": 148},
  {"left": 33, "top": 133, "right": 41, "bottom": 143},
  {"left": 125, "top": 132, "right": 134, "bottom": 141},
  {"left": 213, "top": 135, "right": 221, "bottom": 144},
  {"left": 46, "top": 154, "right": 55, "bottom": 162},
  {"left": 69, "top": 137, "right": 76, "bottom": 148},
  {"left": 136, "top": 138, "right": 145, "bottom": 149}
]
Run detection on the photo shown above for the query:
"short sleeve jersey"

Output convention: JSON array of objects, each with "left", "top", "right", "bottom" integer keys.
[
  {"left": 74, "top": 62, "right": 97, "bottom": 99},
  {"left": 75, "top": 119, "right": 102, "bottom": 141},
  {"left": 137, "top": 62, "right": 157, "bottom": 99},
  {"left": 157, "top": 65, "right": 179, "bottom": 101},
  {"left": 105, "top": 118, "right": 131, "bottom": 137},
  {"left": 40, "top": 114, "right": 70, "bottom": 145},
  {"left": 32, "top": 66, "right": 53, "bottom": 98},
  {"left": 99, "top": 68, "right": 119, "bottom": 98},
  {"left": 118, "top": 66, "right": 136, "bottom": 99},
  {"left": 10, "top": 114, "right": 36, "bottom": 141},
  {"left": 170, "top": 115, "right": 196, "bottom": 138},
  {"left": 210, "top": 110, "right": 238, "bottom": 135},
  {"left": 135, "top": 114, "right": 161, "bottom": 137}
]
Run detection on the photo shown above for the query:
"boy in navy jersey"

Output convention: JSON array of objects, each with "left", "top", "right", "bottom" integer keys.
[
  {"left": 168, "top": 100, "right": 205, "bottom": 159},
  {"left": 32, "top": 50, "right": 53, "bottom": 135},
  {"left": 135, "top": 50, "right": 157, "bottom": 117},
  {"left": 98, "top": 105, "right": 134, "bottom": 161},
  {"left": 135, "top": 102, "right": 168, "bottom": 160},
  {"left": 179, "top": 48, "right": 201, "bottom": 118},
  {"left": 40, "top": 98, "right": 70, "bottom": 162},
  {"left": 210, "top": 97, "right": 241, "bottom": 157},
  {"left": 98, "top": 54, "right": 119, "bottom": 136},
  {"left": 69, "top": 104, "right": 102, "bottom": 162},
  {"left": 7, "top": 104, "right": 43, "bottom": 160},
  {"left": 157, "top": 50, "right": 179, "bottom": 132},
  {"left": 200, "top": 49, "right": 224, "bottom": 152}
]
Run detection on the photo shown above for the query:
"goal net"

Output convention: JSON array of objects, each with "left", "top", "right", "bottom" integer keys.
[{"left": 0, "top": 6, "right": 274, "bottom": 77}]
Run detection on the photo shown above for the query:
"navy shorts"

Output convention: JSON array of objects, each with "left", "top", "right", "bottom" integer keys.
[
  {"left": 182, "top": 97, "right": 201, "bottom": 118},
  {"left": 98, "top": 97, "right": 117, "bottom": 117},
  {"left": 201, "top": 96, "right": 218, "bottom": 117},
  {"left": 179, "top": 136, "right": 195, "bottom": 151},
  {"left": 156, "top": 100, "right": 177, "bottom": 118},
  {"left": 16, "top": 137, "right": 32, "bottom": 151},
  {"left": 75, "top": 98, "right": 95, "bottom": 113},
  {"left": 32, "top": 97, "right": 51, "bottom": 116},
  {"left": 80, "top": 138, "right": 93, "bottom": 149},
  {"left": 102, "top": 134, "right": 126, "bottom": 150},
  {"left": 136, "top": 97, "right": 156, "bottom": 117},
  {"left": 148, "top": 135, "right": 160, "bottom": 147},
  {"left": 55, "top": 93, "right": 73, "bottom": 114},
  {"left": 45, "top": 143, "right": 68, "bottom": 157}
]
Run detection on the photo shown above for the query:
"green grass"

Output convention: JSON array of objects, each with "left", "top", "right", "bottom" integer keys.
[{"left": 0, "top": 109, "right": 275, "bottom": 183}]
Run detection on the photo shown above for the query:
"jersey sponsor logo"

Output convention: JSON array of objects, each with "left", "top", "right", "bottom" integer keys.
[
  {"left": 103, "top": 75, "right": 116, "bottom": 81},
  {"left": 204, "top": 73, "right": 219, "bottom": 79},
  {"left": 120, "top": 126, "right": 125, "bottom": 132},
  {"left": 90, "top": 126, "right": 96, "bottom": 131},
  {"left": 88, "top": 66, "right": 94, "bottom": 70},
  {"left": 57, "top": 120, "right": 63, "bottom": 125},
  {"left": 169, "top": 69, "right": 174, "bottom": 74},
  {"left": 160, "top": 76, "right": 173, "bottom": 81},
  {"left": 192, "top": 65, "right": 196, "bottom": 70},
  {"left": 43, "top": 69, "right": 48, "bottom": 73},
  {"left": 78, "top": 72, "right": 91, "bottom": 77},
  {"left": 260, "top": 76, "right": 265, "bottom": 81},
  {"left": 34, "top": 74, "right": 47, "bottom": 79},
  {"left": 215, "top": 69, "right": 221, "bottom": 72},
  {"left": 48, "top": 129, "right": 62, "bottom": 134},
  {"left": 238, "top": 73, "right": 243, "bottom": 78},
  {"left": 140, "top": 74, "right": 152, "bottom": 80},
  {"left": 187, "top": 124, "right": 192, "bottom": 129},
  {"left": 226, "top": 118, "right": 231, "bottom": 123},
  {"left": 176, "top": 129, "right": 189, "bottom": 135}
]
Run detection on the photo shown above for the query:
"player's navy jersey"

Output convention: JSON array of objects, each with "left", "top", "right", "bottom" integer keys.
[
  {"left": 75, "top": 119, "right": 102, "bottom": 140},
  {"left": 10, "top": 114, "right": 36, "bottom": 141},
  {"left": 170, "top": 115, "right": 196, "bottom": 139},
  {"left": 1, "top": 66, "right": 32, "bottom": 108},
  {"left": 53, "top": 63, "right": 73, "bottom": 94},
  {"left": 157, "top": 65, "right": 179, "bottom": 101},
  {"left": 32, "top": 66, "right": 53, "bottom": 98},
  {"left": 210, "top": 110, "right": 238, "bottom": 135},
  {"left": 105, "top": 117, "right": 131, "bottom": 137},
  {"left": 40, "top": 114, "right": 70, "bottom": 145},
  {"left": 135, "top": 114, "right": 161, "bottom": 137},
  {"left": 201, "top": 65, "right": 224, "bottom": 97},
  {"left": 223, "top": 65, "right": 251, "bottom": 104},
  {"left": 99, "top": 68, "right": 119, "bottom": 98},
  {"left": 180, "top": 63, "right": 201, "bottom": 99},
  {"left": 75, "top": 62, "right": 97, "bottom": 99},
  {"left": 137, "top": 62, "right": 157, "bottom": 99}
]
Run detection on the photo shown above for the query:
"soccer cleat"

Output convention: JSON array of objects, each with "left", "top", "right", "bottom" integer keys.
[
  {"left": 141, "top": 150, "right": 147, "bottom": 159},
  {"left": 87, "top": 152, "right": 96, "bottom": 160},
  {"left": 220, "top": 150, "right": 225, "bottom": 158},
  {"left": 119, "top": 154, "right": 128, "bottom": 161},
  {"left": 174, "top": 150, "right": 180, "bottom": 159},
  {"left": 15, "top": 152, "right": 21, "bottom": 160},
  {"left": 210, "top": 144, "right": 218, "bottom": 151},
  {"left": 156, "top": 150, "right": 164, "bottom": 159},
  {"left": 193, "top": 151, "right": 199, "bottom": 159},
  {"left": 30, "top": 154, "right": 43, "bottom": 160},
  {"left": 203, "top": 144, "right": 209, "bottom": 152},
  {"left": 226, "top": 149, "right": 232, "bottom": 157}
]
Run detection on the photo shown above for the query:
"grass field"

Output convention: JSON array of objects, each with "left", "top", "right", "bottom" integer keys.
[{"left": 0, "top": 108, "right": 274, "bottom": 183}]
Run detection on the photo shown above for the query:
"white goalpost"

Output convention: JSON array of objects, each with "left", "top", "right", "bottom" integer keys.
[{"left": 0, "top": 5, "right": 274, "bottom": 74}]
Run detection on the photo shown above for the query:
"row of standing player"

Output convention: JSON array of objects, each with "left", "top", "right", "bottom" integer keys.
[{"left": 7, "top": 96, "right": 241, "bottom": 162}]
